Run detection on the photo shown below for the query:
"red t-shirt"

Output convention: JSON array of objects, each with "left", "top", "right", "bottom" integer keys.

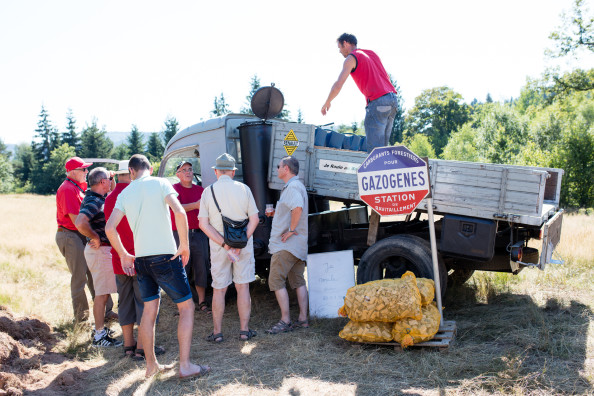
[
  {"left": 56, "top": 178, "right": 87, "bottom": 230},
  {"left": 104, "top": 183, "right": 134, "bottom": 275},
  {"left": 171, "top": 183, "right": 204, "bottom": 231},
  {"left": 350, "top": 49, "right": 396, "bottom": 102}
]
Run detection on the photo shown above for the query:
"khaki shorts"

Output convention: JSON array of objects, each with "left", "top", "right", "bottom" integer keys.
[
  {"left": 84, "top": 245, "right": 117, "bottom": 296},
  {"left": 210, "top": 252, "right": 255, "bottom": 290},
  {"left": 269, "top": 250, "right": 306, "bottom": 291}
]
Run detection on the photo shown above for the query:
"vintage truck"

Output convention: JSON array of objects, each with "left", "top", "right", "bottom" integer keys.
[{"left": 158, "top": 93, "right": 564, "bottom": 297}]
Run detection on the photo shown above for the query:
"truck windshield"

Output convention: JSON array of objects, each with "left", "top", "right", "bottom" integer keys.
[{"left": 161, "top": 154, "right": 201, "bottom": 186}]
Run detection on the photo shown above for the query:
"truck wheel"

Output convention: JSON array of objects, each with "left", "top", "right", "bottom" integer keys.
[
  {"left": 356, "top": 235, "right": 447, "bottom": 299},
  {"left": 447, "top": 269, "right": 475, "bottom": 288}
]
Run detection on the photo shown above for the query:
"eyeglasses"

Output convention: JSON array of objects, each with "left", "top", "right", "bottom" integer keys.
[
  {"left": 177, "top": 168, "right": 193, "bottom": 173},
  {"left": 74, "top": 168, "right": 89, "bottom": 172}
]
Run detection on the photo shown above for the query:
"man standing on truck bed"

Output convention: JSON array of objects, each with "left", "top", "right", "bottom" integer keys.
[
  {"left": 321, "top": 33, "right": 398, "bottom": 152},
  {"left": 265, "top": 156, "right": 309, "bottom": 334}
]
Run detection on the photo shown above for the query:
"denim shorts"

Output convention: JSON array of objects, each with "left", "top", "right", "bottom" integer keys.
[{"left": 134, "top": 254, "right": 192, "bottom": 304}]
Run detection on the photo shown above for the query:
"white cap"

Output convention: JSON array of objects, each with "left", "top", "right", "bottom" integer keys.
[{"left": 115, "top": 160, "right": 130, "bottom": 174}]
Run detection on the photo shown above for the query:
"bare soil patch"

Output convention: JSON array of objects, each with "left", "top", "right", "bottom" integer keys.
[{"left": 0, "top": 306, "right": 96, "bottom": 396}]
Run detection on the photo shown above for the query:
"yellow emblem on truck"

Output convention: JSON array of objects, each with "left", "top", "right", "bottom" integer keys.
[{"left": 283, "top": 129, "right": 299, "bottom": 155}]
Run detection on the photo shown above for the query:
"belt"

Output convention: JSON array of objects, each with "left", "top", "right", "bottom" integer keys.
[
  {"left": 101, "top": 242, "right": 111, "bottom": 247},
  {"left": 57, "top": 227, "right": 76, "bottom": 233},
  {"left": 189, "top": 229, "right": 201, "bottom": 233}
]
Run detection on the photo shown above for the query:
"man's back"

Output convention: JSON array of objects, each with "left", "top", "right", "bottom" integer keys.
[{"left": 115, "top": 175, "right": 177, "bottom": 257}]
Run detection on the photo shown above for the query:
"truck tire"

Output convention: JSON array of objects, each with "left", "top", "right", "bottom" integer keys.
[{"left": 356, "top": 235, "right": 447, "bottom": 299}]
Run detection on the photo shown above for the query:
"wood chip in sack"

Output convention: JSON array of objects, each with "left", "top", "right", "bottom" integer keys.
[
  {"left": 392, "top": 303, "right": 441, "bottom": 348},
  {"left": 339, "top": 320, "right": 393, "bottom": 343},
  {"left": 416, "top": 278, "right": 435, "bottom": 306},
  {"left": 341, "top": 271, "right": 422, "bottom": 322}
]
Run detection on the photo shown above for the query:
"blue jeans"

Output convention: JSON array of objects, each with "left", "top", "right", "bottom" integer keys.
[
  {"left": 364, "top": 92, "right": 398, "bottom": 153},
  {"left": 134, "top": 254, "right": 192, "bottom": 303}
]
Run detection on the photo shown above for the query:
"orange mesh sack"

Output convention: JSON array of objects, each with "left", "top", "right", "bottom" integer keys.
[
  {"left": 340, "top": 271, "right": 422, "bottom": 322},
  {"left": 416, "top": 278, "right": 435, "bottom": 306},
  {"left": 339, "top": 320, "right": 393, "bottom": 343},
  {"left": 392, "top": 303, "right": 441, "bottom": 348}
]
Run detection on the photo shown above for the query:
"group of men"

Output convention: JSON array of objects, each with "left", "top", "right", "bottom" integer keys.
[
  {"left": 54, "top": 31, "right": 394, "bottom": 379},
  {"left": 55, "top": 151, "right": 310, "bottom": 379}
]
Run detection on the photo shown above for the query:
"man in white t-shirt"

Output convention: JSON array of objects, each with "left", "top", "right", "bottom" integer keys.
[{"left": 106, "top": 154, "right": 210, "bottom": 379}]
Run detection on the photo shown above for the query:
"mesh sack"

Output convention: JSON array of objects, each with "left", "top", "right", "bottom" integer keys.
[
  {"left": 339, "top": 271, "right": 422, "bottom": 322},
  {"left": 416, "top": 278, "right": 435, "bottom": 306},
  {"left": 392, "top": 303, "right": 441, "bottom": 348},
  {"left": 339, "top": 320, "right": 393, "bottom": 343}
]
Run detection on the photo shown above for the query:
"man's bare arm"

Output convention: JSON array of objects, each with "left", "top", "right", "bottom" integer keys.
[
  {"left": 74, "top": 213, "right": 100, "bottom": 248},
  {"left": 106, "top": 209, "right": 135, "bottom": 275},
  {"left": 166, "top": 194, "right": 190, "bottom": 266},
  {"left": 321, "top": 55, "right": 356, "bottom": 115}
]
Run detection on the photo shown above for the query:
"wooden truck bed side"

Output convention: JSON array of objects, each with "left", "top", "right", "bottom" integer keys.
[{"left": 267, "top": 122, "right": 563, "bottom": 227}]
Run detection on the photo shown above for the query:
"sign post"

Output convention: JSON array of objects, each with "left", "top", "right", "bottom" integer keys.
[{"left": 357, "top": 146, "right": 443, "bottom": 321}]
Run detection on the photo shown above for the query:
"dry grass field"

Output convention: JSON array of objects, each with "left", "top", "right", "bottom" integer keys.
[{"left": 0, "top": 194, "right": 593, "bottom": 395}]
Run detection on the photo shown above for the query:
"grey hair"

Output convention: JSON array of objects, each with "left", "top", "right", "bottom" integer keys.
[
  {"left": 88, "top": 167, "right": 108, "bottom": 187},
  {"left": 281, "top": 156, "right": 299, "bottom": 175}
]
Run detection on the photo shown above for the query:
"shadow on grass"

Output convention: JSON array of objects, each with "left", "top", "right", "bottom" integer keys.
[{"left": 27, "top": 279, "right": 593, "bottom": 396}]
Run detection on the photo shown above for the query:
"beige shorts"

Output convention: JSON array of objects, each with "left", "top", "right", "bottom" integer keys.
[
  {"left": 269, "top": 250, "right": 306, "bottom": 291},
  {"left": 210, "top": 253, "right": 255, "bottom": 290},
  {"left": 84, "top": 245, "right": 117, "bottom": 296}
]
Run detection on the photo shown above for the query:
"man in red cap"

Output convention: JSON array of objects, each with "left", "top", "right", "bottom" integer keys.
[{"left": 55, "top": 156, "right": 115, "bottom": 322}]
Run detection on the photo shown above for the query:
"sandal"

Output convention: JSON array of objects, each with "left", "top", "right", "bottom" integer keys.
[
  {"left": 123, "top": 342, "right": 136, "bottom": 358},
  {"left": 292, "top": 320, "right": 310, "bottom": 329},
  {"left": 265, "top": 320, "right": 293, "bottom": 334},
  {"left": 131, "top": 346, "right": 166, "bottom": 361},
  {"left": 239, "top": 329, "right": 257, "bottom": 341},
  {"left": 197, "top": 302, "right": 212, "bottom": 314},
  {"left": 205, "top": 332, "right": 224, "bottom": 343}
]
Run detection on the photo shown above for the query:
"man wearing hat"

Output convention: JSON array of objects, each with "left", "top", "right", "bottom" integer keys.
[
  {"left": 199, "top": 153, "right": 260, "bottom": 342},
  {"left": 55, "top": 156, "right": 115, "bottom": 322},
  {"left": 171, "top": 160, "right": 211, "bottom": 313}
]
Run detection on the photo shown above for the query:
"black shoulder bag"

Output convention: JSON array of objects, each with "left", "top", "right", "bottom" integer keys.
[{"left": 210, "top": 184, "right": 249, "bottom": 249}]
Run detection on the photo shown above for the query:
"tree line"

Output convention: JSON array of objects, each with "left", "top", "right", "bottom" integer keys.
[{"left": 0, "top": 0, "right": 591, "bottom": 207}]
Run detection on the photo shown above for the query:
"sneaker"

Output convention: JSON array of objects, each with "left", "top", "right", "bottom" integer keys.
[
  {"left": 91, "top": 327, "right": 115, "bottom": 338},
  {"left": 92, "top": 332, "right": 123, "bottom": 347}
]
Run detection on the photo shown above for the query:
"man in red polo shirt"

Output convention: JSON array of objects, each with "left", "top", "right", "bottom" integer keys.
[
  {"left": 171, "top": 161, "right": 211, "bottom": 313},
  {"left": 55, "top": 156, "right": 114, "bottom": 322}
]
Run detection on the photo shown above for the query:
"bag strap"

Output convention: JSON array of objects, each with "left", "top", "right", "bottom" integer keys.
[{"left": 210, "top": 184, "right": 222, "bottom": 214}]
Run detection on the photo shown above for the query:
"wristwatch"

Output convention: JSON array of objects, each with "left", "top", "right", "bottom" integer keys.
[{"left": 288, "top": 228, "right": 295, "bottom": 233}]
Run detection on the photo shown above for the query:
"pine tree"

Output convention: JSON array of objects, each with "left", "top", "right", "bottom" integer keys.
[
  {"left": 127, "top": 125, "right": 145, "bottom": 156},
  {"left": 240, "top": 75, "right": 261, "bottom": 115},
  {"left": 112, "top": 144, "right": 129, "bottom": 160},
  {"left": 62, "top": 109, "right": 81, "bottom": 154},
  {"left": 297, "top": 109, "right": 304, "bottom": 123},
  {"left": 32, "top": 105, "right": 60, "bottom": 163},
  {"left": 161, "top": 116, "right": 179, "bottom": 148},
  {"left": 146, "top": 132, "right": 164, "bottom": 162},
  {"left": 210, "top": 93, "right": 231, "bottom": 117},
  {"left": 79, "top": 121, "right": 113, "bottom": 158},
  {"left": 486, "top": 93, "right": 494, "bottom": 103}
]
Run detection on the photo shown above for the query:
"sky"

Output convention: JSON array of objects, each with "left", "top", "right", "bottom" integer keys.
[{"left": 1, "top": 0, "right": 592, "bottom": 145}]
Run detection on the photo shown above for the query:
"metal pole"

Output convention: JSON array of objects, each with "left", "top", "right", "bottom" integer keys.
[{"left": 426, "top": 197, "right": 444, "bottom": 322}]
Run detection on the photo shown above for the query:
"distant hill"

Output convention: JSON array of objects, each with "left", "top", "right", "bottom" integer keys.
[
  {"left": 4, "top": 131, "right": 156, "bottom": 158},
  {"left": 106, "top": 131, "right": 155, "bottom": 147}
]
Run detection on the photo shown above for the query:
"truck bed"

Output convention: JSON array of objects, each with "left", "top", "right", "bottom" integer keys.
[{"left": 267, "top": 122, "right": 563, "bottom": 227}]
